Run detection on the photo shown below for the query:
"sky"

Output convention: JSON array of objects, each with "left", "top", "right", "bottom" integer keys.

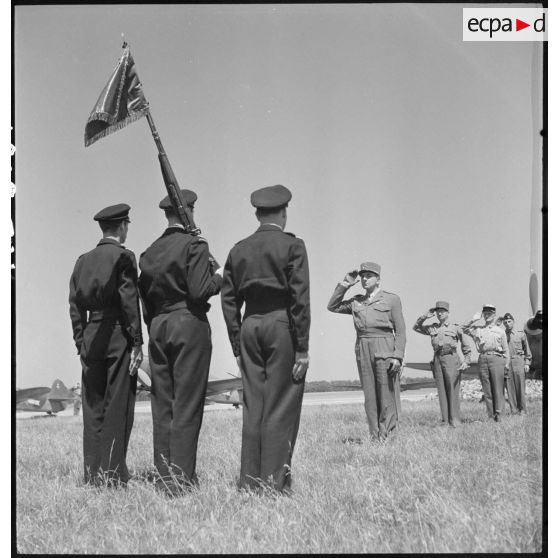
[{"left": 13, "top": 3, "right": 544, "bottom": 389}]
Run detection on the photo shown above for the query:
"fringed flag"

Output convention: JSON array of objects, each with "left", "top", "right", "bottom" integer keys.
[{"left": 84, "top": 46, "right": 149, "bottom": 147}]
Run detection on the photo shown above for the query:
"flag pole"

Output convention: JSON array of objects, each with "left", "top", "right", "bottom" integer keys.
[{"left": 144, "top": 109, "right": 199, "bottom": 235}]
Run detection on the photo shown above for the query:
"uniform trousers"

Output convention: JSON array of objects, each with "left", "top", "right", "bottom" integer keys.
[
  {"left": 355, "top": 335, "right": 399, "bottom": 440},
  {"left": 239, "top": 309, "right": 305, "bottom": 492},
  {"left": 478, "top": 353, "right": 505, "bottom": 419},
  {"left": 80, "top": 320, "right": 137, "bottom": 485},
  {"left": 506, "top": 356, "right": 527, "bottom": 413},
  {"left": 432, "top": 352, "right": 461, "bottom": 425},
  {"left": 149, "top": 309, "right": 212, "bottom": 485}
]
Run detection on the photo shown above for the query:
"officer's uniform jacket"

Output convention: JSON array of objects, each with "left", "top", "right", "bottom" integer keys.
[
  {"left": 69, "top": 238, "right": 143, "bottom": 352},
  {"left": 413, "top": 316, "right": 472, "bottom": 362},
  {"left": 138, "top": 227, "right": 222, "bottom": 325},
  {"left": 221, "top": 224, "right": 310, "bottom": 357},
  {"left": 506, "top": 329, "right": 532, "bottom": 366},
  {"left": 327, "top": 286, "right": 406, "bottom": 360},
  {"left": 466, "top": 323, "right": 510, "bottom": 367}
]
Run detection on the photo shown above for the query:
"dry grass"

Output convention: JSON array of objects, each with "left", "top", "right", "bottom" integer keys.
[{"left": 16, "top": 399, "right": 543, "bottom": 554}]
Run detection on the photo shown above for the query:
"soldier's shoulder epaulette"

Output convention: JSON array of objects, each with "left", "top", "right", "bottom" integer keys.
[
  {"left": 381, "top": 290, "right": 398, "bottom": 298},
  {"left": 284, "top": 231, "right": 296, "bottom": 238}
]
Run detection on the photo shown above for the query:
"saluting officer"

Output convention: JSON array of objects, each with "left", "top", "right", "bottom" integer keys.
[
  {"left": 327, "top": 262, "right": 406, "bottom": 441},
  {"left": 138, "top": 190, "right": 222, "bottom": 495},
  {"left": 502, "top": 312, "right": 531, "bottom": 415},
  {"left": 69, "top": 203, "right": 143, "bottom": 487},
  {"left": 413, "top": 301, "right": 472, "bottom": 427},
  {"left": 221, "top": 185, "right": 310, "bottom": 493},
  {"left": 464, "top": 304, "right": 510, "bottom": 422}
]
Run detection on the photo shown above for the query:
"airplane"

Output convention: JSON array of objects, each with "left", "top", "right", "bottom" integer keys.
[
  {"left": 16, "top": 379, "right": 79, "bottom": 415},
  {"left": 137, "top": 361, "right": 243, "bottom": 407}
]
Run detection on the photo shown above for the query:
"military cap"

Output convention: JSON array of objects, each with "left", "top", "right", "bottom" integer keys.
[
  {"left": 159, "top": 189, "right": 198, "bottom": 210},
  {"left": 250, "top": 184, "right": 292, "bottom": 209},
  {"left": 434, "top": 301, "right": 450, "bottom": 311},
  {"left": 93, "top": 203, "right": 131, "bottom": 223},
  {"left": 482, "top": 304, "right": 497, "bottom": 313},
  {"left": 503, "top": 312, "right": 514, "bottom": 321},
  {"left": 358, "top": 262, "right": 381, "bottom": 276}
]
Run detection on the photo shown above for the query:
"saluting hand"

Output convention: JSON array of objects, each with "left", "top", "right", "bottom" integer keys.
[
  {"left": 342, "top": 271, "right": 359, "bottom": 287},
  {"left": 129, "top": 346, "right": 143, "bottom": 376},
  {"left": 292, "top": 352, "right": 309, "bottom": 381}
]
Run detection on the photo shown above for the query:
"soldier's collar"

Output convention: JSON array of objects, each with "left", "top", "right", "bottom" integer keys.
[
  {"left": 257, "top": 223, "right": 284, "bottom": 232},
  {"left": 162, "top": 227, "right": 188, "bottom": 237},
  {"left": 97, "top": 238, "right": 122, "bottom": 247}
]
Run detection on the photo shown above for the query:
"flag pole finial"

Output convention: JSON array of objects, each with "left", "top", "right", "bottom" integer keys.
[{"left": 121, "top": 33, "right": 127, "bottom": 49}]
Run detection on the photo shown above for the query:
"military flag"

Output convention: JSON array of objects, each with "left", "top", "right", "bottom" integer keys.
[{"left": 84, "top": 45, "right": 149, "bottom": 147}]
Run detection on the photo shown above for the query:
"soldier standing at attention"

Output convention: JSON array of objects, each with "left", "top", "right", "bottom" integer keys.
[
  {"left": 413, "top": 301, "right": 472, "bottom": 427},
  {"left": 221, "top": 185, "right": 310, "bottom": 493},
  {"left": 138, "top": 190, "right": 222, "bottom": 495},
  {"left": 327, "top": 263, "right": 406, "bottom": 441},
  {"left": 69, "top": 204, "right": 143, "bottom": 487},
  {"left": 502, "top": 312, "right": 531, "bottom": 415},
  {"left": 463, "top": 304, "right": 510, "bottom": 422}
]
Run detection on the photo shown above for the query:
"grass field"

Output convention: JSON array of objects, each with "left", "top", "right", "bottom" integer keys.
[{"left": 16, "top": 399, "right": 543, "bottom": 554}]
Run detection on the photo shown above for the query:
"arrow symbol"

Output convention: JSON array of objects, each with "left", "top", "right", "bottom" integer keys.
[{"left": 516, "top": 19, "right": 530, "bottom": 31}]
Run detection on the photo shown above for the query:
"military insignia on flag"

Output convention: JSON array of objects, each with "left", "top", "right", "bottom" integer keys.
[{"left": 84, "top": 46, "right": 149, "bottom": 147}]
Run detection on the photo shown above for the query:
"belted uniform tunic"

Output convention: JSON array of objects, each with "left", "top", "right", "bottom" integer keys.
[
  {"left": 139, "top": 227, "right": 222, "bottom": 485},
  {"left": 505, "top": 328, "right": 531, "bottom": 413},
  {"left": 69, "top": 238, "right": 142, "bottom": 485},
  {"left": 466, "top": 324, "right": 510, "bottom": 419},
  {"left": 221, "top": 223, "right": 310, "bottom": 492},
  {"left": 413, "top": 317, "right": 472, "bottom": 425},
  {"left": 327, "top": 285, "right": 406, "bottom": 439}
]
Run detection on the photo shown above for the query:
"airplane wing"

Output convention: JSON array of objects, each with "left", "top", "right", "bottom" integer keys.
[
  {"left": 15, "top": 387, "right": 50, "bottom": 404},
  {"left": 136, "top": 367, "right": 243, "bottom": 406}
]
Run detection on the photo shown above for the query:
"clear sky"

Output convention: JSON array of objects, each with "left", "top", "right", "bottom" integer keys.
[{"left": 14, "top": 3, "right": 543, "bottom": 388}]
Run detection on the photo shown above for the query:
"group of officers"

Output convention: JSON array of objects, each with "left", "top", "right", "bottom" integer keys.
[
  {"left": 69, "top": 184, "right": 308, "bottom": 495},
  {"left": 69, "top": 184, "right": 537, "bottom": 496}
]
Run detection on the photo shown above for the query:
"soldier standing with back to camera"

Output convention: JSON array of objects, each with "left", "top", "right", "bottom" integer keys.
[
  {"left": 138, "top": 189, "right": 222, "bottom": 495},
  {"left": 463, "top": 304, "right": 510, "bottom": 422},
  {"left": 502, "top": 312, "right": 531, "bottom": 415},
  {"left": 69, "top": 203, "right": 143, "bottom": 487},
  {"left": 221, "top": 185, "right": 310, "bottom": 494},
  {"left": 327, "top": 262, "right": 406, "bottom": 441},
  {"left": 413, "top": 301, "right": 472, "bottom": 427}
]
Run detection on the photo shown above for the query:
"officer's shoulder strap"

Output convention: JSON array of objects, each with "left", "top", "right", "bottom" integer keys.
[{"left": 283, "top": 231, "right": 296, "bottom": 238}]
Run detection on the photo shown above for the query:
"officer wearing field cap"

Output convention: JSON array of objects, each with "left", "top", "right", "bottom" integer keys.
[
  {"left": 69, "top": 203, "right": 143, "bottom": 487},
  {"left": 327, "top": 261, "right": 406, "bottom": 441},
  {"left": 502, "top": 313, "right": 531, "bottom": 414},
  {"left": 139, "top": 189, "right": 222, "bottom": 495},
  {"left": 463, "top": 304, "right": 510, "bottom": 422},
  {"left": 413, "top": 301, "right": 472, "bottom": 426},
  {"left": 221, "top": 184, "right": 310, "bottom": 493}
]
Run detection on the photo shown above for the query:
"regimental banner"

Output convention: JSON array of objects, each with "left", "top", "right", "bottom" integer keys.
[
  {"left": 463, "top": 8, "right": 547, "bottom": 42},
  {"left": 84, "top": 46, "right": 149, "bottom": 147}
]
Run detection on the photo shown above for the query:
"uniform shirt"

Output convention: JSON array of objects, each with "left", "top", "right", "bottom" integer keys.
[
  {"left": 327, "top": 285, "right": 406, "bottom": 360},
  {"left": 413, "top": 316, "right": 472, "bottom": 363},
  {"left": 466, "top": 323, "right": 510, "bottom": 366},
  {"left": 69, "top": 238, "right": 143, "bottom": 353},
  {"left": 221, "top": 223, "right": 311, "bottom": 357},
  {"left": 138, "top": 227, "right": 222, "bottom": 326},
  {"left": 506, "top": 328, "right": 532, "bottom": 365}
]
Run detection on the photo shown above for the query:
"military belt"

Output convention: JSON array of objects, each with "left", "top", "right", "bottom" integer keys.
[
  {"left": 435, "top": 348, "right": 456, "bottom": 356},
  {"left": 481, "top": 351, "right": 504, "bottom": 357},
  {"left": 88, "top": 309, "right": 121, "bottom": 321}
]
